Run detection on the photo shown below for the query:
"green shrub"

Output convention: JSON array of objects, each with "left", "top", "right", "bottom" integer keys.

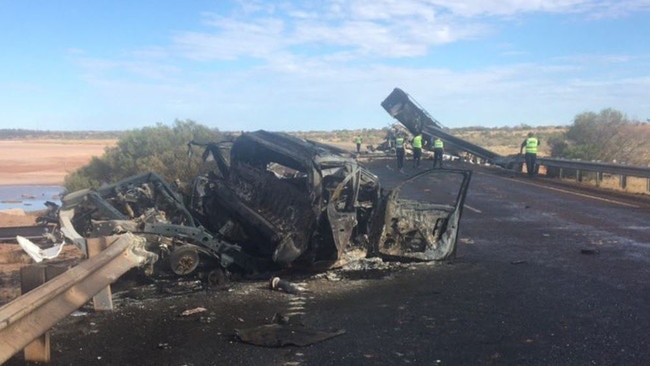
[{"left": 64, "top": 120, "right": 222, "bottom": 192}]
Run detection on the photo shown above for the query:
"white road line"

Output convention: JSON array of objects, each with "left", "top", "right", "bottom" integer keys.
[
  {"left": 285, "top": 311, "right": 306, "bottom": 317},
  {"left": 463, "top": 204, "right": 482, "bottom": 213},
  {"left": 505, "top": 176, "right": 640, "bottom": 208}
]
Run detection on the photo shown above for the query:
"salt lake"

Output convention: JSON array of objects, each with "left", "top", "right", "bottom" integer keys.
[{"left": 0, "top": 185, "right": 64, "bottom": 212}]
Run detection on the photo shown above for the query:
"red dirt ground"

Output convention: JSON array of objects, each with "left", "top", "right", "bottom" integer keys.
[
  {"left": 0, "top": 139, "right": 114, "bottom": 303},
  {"left": 0, "top": 139, "right": 115, "bottom": 185}
]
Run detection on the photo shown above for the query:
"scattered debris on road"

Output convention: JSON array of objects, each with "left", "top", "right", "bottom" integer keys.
[
  {"left": 180, "top": 307, "right": 207, "bottom": 317},
  {"left": 269, "top": 277, "right": 304, "bottom": 294},
  {"left": 234, "top": 313, "right": 346, "bottom": 347}
]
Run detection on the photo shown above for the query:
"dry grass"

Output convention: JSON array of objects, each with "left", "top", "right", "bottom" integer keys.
[
  {"left": 564, "top": 174, "right": 649, "bottom": 194},
  {"left": 452, "top": 126, "right": 565, "bottom": 156}
]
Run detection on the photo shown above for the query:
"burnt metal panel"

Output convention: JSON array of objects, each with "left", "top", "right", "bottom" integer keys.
[{"left": 370, "top": 169, "right": 472, "bottom": 261}]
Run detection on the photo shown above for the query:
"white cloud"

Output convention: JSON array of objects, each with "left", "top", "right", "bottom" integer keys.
[
  {"left": 415, "top": 0, "right": 650, "bottom": 17},
  {"left": 60, "top": 0, "right": 650, "bottom": 130},
  {"left": 169, "top": 0, "right": 496, "bottom": 64},
  {"left": 165, "top": 0, "right": 650, "bottom": 67},
  {"left": 173, "top": 15, "right": 287, "bottom": 61}
]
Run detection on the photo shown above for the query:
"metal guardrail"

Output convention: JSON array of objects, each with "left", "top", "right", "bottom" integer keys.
[
  {"left": 538, "top": 157, "right": 650, "bottom": 179},
  {"left": 0, "top": 234, "right": 156, "bottom": 364},
  {"left": 0, "top": 225, "right": 48, "bottom": 242},
  {"left": 492, "top": 155, "right": 650, "bottom": 191}
]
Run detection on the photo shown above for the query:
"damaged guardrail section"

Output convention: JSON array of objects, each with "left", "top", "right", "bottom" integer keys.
[{"left": 0, "top": 233, "right": 157, "bottom": 364}]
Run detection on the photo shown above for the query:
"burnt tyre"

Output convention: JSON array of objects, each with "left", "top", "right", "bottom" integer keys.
[{"left": 169, "top": 245, "right": 200, "bottom": 275}]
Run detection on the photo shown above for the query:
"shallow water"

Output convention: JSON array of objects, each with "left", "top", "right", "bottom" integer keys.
[{"left": 0, "top": 185, "right": 64, "bottom": 211}]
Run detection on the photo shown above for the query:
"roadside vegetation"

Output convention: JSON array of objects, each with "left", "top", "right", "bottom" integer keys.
[
  {"left": 548, "top": 108, "right": 650, "bottom": 165},
  {"left": 62, "top": 120, "right": 223, "bottom": 191},
  {"left": 452, "top": 108, "right": 650, "bottom": 165}
]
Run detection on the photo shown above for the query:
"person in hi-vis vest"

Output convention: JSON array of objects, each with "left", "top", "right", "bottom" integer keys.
[
  {"left": 412, "top": 133, "right": 423, "bottom": 168},
  {"left": 520, "top": 132, "right": 540, "bottom": 178},
  {"left": 354, "top": 135, "right": 362, "bottom": 154},
  {"left": 433, "top": 137, "right": 444, "bottom": 168}
]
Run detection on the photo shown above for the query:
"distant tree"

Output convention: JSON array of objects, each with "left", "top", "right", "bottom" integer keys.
[
  {"left": 0, "top": 129, "right": 122, "bottom": 140},
  {"left": 514, "top": 123, "right": 533, "bottom": 130},
  {"left": 550, "top": 108, "right": 648, "bottom": 164},
  {"left": 64, "top": 120, "right": 222, "bottom": 191}
]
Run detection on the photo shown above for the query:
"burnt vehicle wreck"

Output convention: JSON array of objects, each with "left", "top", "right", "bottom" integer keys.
[
  {"left": 52, "top": 130, "right": 472, "bottom": 278},
  {"left": 55, "top": 172, "right": 256, "bottom": 276},
  {"left": 186, "top": 131, "right": 381, "bottom": 270}
]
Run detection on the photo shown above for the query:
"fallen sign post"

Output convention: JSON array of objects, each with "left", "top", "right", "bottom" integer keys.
[{"left": 0, "top": 233, "right": 157, "bottom": 364}]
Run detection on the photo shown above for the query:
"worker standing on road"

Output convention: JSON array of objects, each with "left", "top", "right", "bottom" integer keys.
[
  {"left": 354, "top": 135, "right": 363, "bottom": 154},
  {"left": 520, "top": 132, "right": 540, "bottom": 178},
  {"left": 433, "top": 137, "right": 444, "bottom": 168},
  {"left": 412, "top": 133, "right": 423, "bottom": 168},
  {"left": 395, "top": 135, "right": 405, "bottom": 171}
]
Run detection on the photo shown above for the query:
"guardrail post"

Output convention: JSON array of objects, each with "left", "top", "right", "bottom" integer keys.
[
  {"left": 531, "top": 157, "right": 650, "bottom": 190},
  {"left": 0, "top": 234, "right": 154, "bottom": 364},
  {"left": 20, "top": 264, "right": 68, "bottom": 363},
  {"left": 87, "top": 236, "right": 115, "bottom": 311}
]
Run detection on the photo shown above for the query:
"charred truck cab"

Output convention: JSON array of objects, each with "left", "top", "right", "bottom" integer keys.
[{"left": 188, "top": 130, "right": 381, "bottom": 270}]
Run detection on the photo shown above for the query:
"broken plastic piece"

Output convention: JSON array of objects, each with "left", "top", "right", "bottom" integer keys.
[
  {"left": 180, "top": 307, "right": 207, "bottom": 316},
  {"left": 16, "top": 235, "right": 64, "bottom": 263}
]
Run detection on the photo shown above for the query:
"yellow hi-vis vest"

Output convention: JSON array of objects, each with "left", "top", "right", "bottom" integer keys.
[
  {"left": 434, "top": 138, "right": 444, "bottom": 148},
  {"left": 412, "top": 135, "right": 423, "bottom": 148},
  {"left": 355, "top": 136, "right": 362, "bottom": 144},
  {"left": 525, "top": 137, "right": 538, "bottom": 154},
  {"left": 395, "top": 137, "right": 404, "bottom": 148}
]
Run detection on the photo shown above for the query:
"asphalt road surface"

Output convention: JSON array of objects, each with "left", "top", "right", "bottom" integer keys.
[{"left": 6, "top": 158, "right": 650, "bottom": 365}]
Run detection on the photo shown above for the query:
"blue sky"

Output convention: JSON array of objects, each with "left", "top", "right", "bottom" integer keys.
[{"left": 1, "top": 0, "right": 649, "bottom": 132}]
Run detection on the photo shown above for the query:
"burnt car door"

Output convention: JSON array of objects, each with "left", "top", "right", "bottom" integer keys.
[{"left": 370, "top": 168, "right": 472, "bottom": 261}]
